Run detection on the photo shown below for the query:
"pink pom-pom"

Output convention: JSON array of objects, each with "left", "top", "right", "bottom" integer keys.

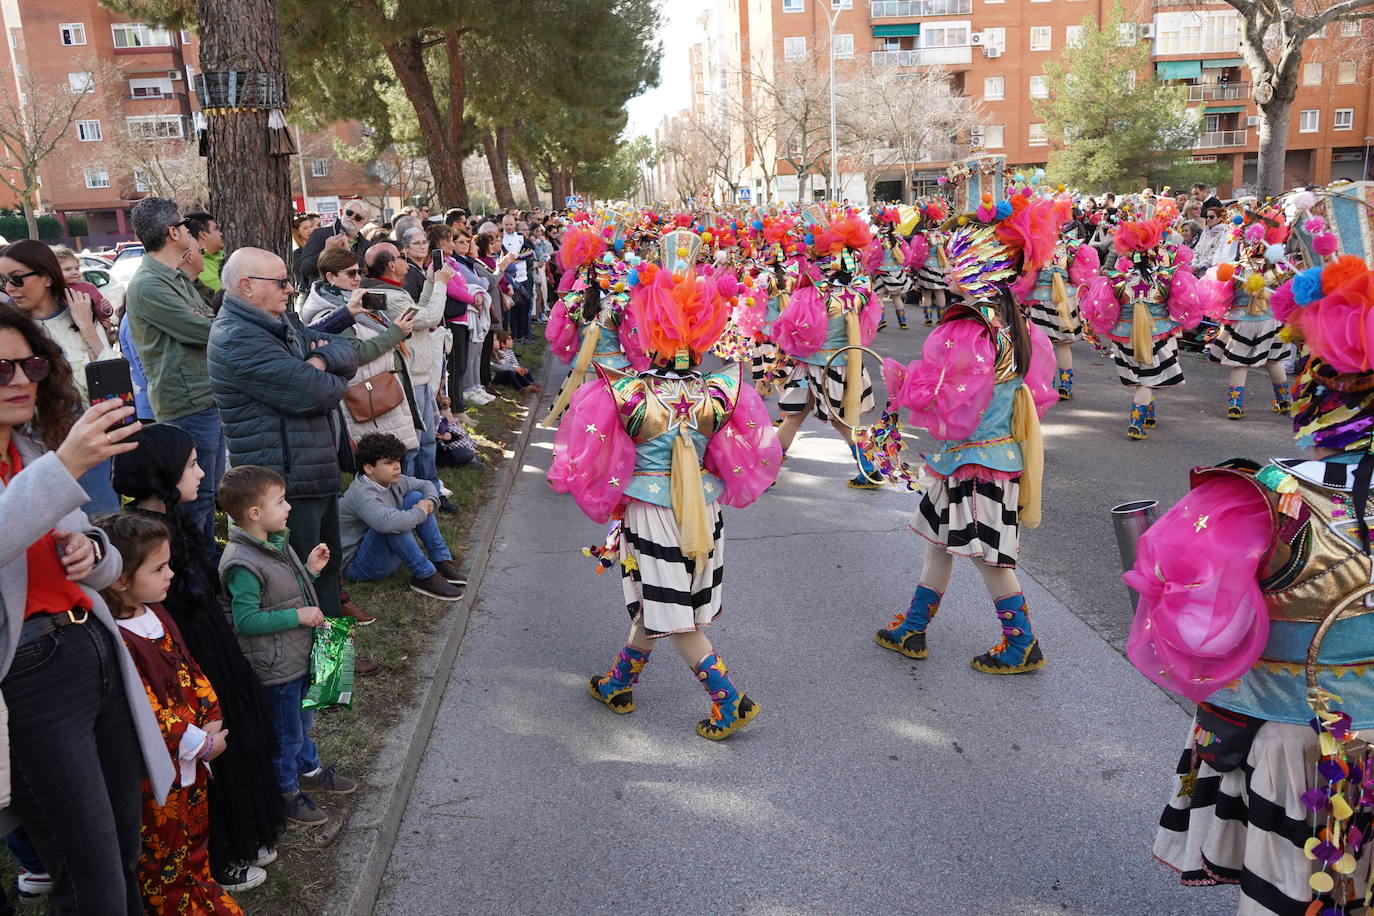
[
  {"left": 1244, "top": 223, "right": 1265, "bottom": 244},
  {"left": 1314, "top": 232, "right": 1339, "bottom": 256},
  {"left": 1292, "top": 190, "right": 1317, "bottom": 212},
  {"left": 1303, "top": 217, "right": 1326, "bottom": 234},
  {"left": 1175, "top": 245, "right": 1195, "bottom": 267},
  {"left": 1270, "top": 280, "right": 1296, "bottom": 323}
]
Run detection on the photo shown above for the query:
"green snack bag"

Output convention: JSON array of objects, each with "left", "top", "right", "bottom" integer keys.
[{"left": 303, "top": 617, "right": 357, "bottom": 710}]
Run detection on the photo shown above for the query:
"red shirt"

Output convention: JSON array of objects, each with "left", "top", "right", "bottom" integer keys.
[{"left": 0, "top": 441, "right": 94, "bottom": 619}]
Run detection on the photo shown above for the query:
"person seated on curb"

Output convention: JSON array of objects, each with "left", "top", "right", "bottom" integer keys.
[
  {"left": 338, "top": 433, "right": 467, "bottom": 601},
  {"left": 490, "top": 330, "right": 542, "bottom": 394},
  {"left": 216, "top": 465, "right": 358, "bottom": 828}
]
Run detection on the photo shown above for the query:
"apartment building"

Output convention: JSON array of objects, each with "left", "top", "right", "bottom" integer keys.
[{"left": 722, "top": 0, "right": 1374, "bottom": 201}]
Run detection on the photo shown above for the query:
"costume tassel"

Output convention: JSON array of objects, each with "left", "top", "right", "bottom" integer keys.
[
  {"left": 670, "top": 427, "right": 713, "bottom": 565},
  {"left": 542, "top": 322, "right": 601, "bottom": 427},
  {"left": 1130, "top": 302, "right": 1155, "bottom": 366},
  {"left": 1011, "top": 383, "right": 1044, "bottom": 529},
  {"left": 1051, "top": 270, "right": 1074, "bottom": 333},
  {"left": 843, "top": 309, "right": 863, "bottom": 429}
]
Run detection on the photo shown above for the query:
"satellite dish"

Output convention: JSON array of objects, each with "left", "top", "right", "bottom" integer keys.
[{"left": 1254, "top": 81, "right": 1274, "bottom": 104}]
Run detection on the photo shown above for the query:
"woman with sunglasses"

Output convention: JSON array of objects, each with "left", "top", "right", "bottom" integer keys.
[
  {"left": 0, "top": 240, "right": 121, "bottom": 513},
  {"left": 300, "top": 247, "right": 370, "bottom": 326},
  {"left": 0, "top": 303, "right": 175, "bottom": 912}
]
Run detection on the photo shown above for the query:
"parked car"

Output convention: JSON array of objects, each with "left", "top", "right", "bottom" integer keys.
[
  {"left": 81, "top": 263, "right": 125, "bottom": 313},
  {"left": 109, "top": 243, "right": 146, "bottom": 286}
]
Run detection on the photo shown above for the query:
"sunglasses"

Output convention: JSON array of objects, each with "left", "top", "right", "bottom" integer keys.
[
  {"left": 247, "top": 276, "right": 294, "bottom": 290},
  {"left": 339, "top": 268, "right": 362, "bottom": 278},
  {"left": 0, "top": 355, "right": 50, "bottom": 385},
  {"left": 0, "top": 270, "right": 39, "bottom": 289},
  {"left": 344, "top": 210, "right": 366, "bottom": 221}
]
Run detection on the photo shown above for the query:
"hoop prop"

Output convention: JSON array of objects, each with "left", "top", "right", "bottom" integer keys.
[{"left": 822, "top": 345, "right": 922, "bottom": 490}]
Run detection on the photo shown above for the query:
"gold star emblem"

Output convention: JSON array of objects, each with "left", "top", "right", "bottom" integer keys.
[
  {"left": 648, "top": 483, "right": 661, "bottom": 494},
  {"left": 975, "top": 354, "right": 985, "bottom": 363},
  {"left": 733, "top": 466, "right": 743, "bottom": 474},
  {"left": 609, "top": 477, "right": 621, "bottom": 487},
  {"left": 956, "top": 384, "right": 966, "bottom": 392},
  {"left": 944, "top": 339, "right": 955, "bottom": 349},
  {"left": 585, "top": 423, "right": 598, "bottom": 434},
  {"left": 1194, "top": 514, "right": 1209, "bottom": 533}
]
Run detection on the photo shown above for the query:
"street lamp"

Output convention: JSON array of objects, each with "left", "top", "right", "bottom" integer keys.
[{"left": 822, "top": 0, "right": 842, "bottom": 202}]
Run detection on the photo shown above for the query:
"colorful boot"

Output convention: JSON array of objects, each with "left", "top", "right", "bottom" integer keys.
[
  {"left": 971, "top": 593, "right": 1046, "bottom": 675},
  {"left": 588, "top": 644, "right": 651, "bottom": 714},
  {"left": 1144, "top": 399, "right": 1157, "bottom": 429},
  {"left": 1127, "top": 404, "right": 1148, "bottom": 440},
  {"left": 875, "top": 584, "right": 942, "bottom": 659},
  {"left": 693, "top": 652, "right": 759, "bottom": 740},
  {"left": 896, "top": 305, "right": 909, "bottom": 330},
  {"left": 848, "top": 443, "right": 883, "bottom": 489},
  {"left": 922, "top": 297, "right": 936, "bottom": 326},
  {"left": 1271, "top": 381, "right": 1291, "bottom": 413},
  {"left": 1227, "top": 385, "right": 1245, "bottom": 420},
  {"left": 1056, "top": 367, "right": 1073, "bottom": 401}
]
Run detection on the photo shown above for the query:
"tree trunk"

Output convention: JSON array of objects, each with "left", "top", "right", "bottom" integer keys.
[
  {"left": 21, "top": 197, "right": 37, "bottom": 240},
  {"left": 196, "top": 0, "right": 292, "bottom": 260},
  {"left": 516, "top": 153, "right": 541, "bottom": 210},
  {"left": 483, "top": 129, "right": 517, "bottom": 209},
  {"left": 1254, "top": 97, "right": 1292, "bottom": 198},
  {"left": 377, "top": 30, "right": 466, "bottom": 210},
  {"left": 454, "top": 165, "right": 469, "bottom": 212}
]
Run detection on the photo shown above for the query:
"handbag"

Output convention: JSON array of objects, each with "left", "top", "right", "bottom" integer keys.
[{"left": 344, "top": 370, "right": 404, "bottom": 423}]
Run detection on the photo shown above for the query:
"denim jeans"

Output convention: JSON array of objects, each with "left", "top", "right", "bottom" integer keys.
[
  {"left": 78, "top": 457, "right": 120, "bottom": 517},
  {"left": 345, "top": 490, "right": 452, "bottom": 581},
  {"left": 1, "top": 623, "right": 145, "bottom": 915},
  {"left": 264, "top": 674, "right": 319, "bottom": 796},
  {"left": 167, "top": 407, "right": 227, "bottom": 547},
  {"left": 407, "top": 383, "right": 440, "bottom": 490}
]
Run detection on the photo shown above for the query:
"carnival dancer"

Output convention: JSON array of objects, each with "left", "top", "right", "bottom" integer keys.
[
  {"left": 912, "top": 201, "right": 950, "bottom": 326},
  {"left": 1127, "top": 252, "right": 1374, "bottom": 915},
  {"left": 548, "top": 229, "right": 781, "bottom": 740},
  {"left": 874, "top": 190, "right": 1059, "bottom": 674},
  {"left": 772, "top": 212, "right": 885, "bottom": 489},
  {"left": 1021, "top": 224, "right": 1099, "bottom": 400},
  {"left": 1079, "top": 219, "right": 1207, "bottom": 439},
  {"left": 737, "top": 218, "right": 798, "bottom": 396},
  {"left": 1204, "top": 212, "right": 1293, "bottom": 419},
  {"left": 872, "top": 207, "right": 912, "bottom": 329}
]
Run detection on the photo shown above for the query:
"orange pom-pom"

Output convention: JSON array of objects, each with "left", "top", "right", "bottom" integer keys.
[
  {"left": 1215, "top": 263, "right": 1236, "bottom": 283},
  {"left": 981, "top": 193, "right": 993, "bottom": 205},
  {"left": 598, "top": 277, "right": 611, "bottom": 290},
  {"left": 1322, "top": 254, "right": 1370, "bottom": 294}
]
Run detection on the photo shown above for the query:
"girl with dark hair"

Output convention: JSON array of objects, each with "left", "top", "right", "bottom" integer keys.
[
  {"left": 875, "top": 196, "right": 1061, "bottom": 676},
  {"left": 0, "top": 303, "right": 175, "bottom": 912},
  {"left": 112, "top": 423, "right": 283, "bottom": 893},
  {"left": 94, "top": 513, "right": 242, "bottom": 915}
]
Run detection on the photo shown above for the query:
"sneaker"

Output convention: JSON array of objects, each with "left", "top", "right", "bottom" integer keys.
[
  {"left": 439, "top": 483, "right": 453, "bottom": 497},
  {"left": 410, "top": 571, "right": 464, "bottom": 601},
  {"left": 283, "top": 790, "right": 329, "bottom": 826},
  {"left": 437, "top": 497, "right": 458, "bottom": 514},
  {"left": 433, "top": 560, "right": 468, "bottom": 587},
  {"left": 339, "top": 599, "right": 377, "bottom": 626},
  {"left": 468, "top": 388, "right": 496, "bottom": 405},
  {"left": 299, "top": 765, "right": 357, "bottom": 795},
  {"left": 214, "top": 862, "right": 267, "bottom": 893},
  {"left": 251, "top": 847, "right": 278, "bottom": 867},
  {"left": 16, "top": 868, "right": 51, "bottom": 898},
  {"left": 355, "top": 654, "right": 381, "bottom": 677}
]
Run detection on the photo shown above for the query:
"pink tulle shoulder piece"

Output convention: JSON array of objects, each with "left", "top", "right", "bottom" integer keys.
[
  {"left": 1009, "top": 272, "right": 1036, "bottom": 303},
  {"left": 1068, "top": 244, "right": 1100, "bottom": 285},
  {"left": 881, "top": 357, "right": 909, "bottom": 405},
  {"left": 1123, "top": 475, "right": 1272, "bottom": 703},
  {"left": 1078, "top": 275, "right": 1120, "bottom": 335},
  {"left": 1175, "top": 244, "right": 1195, "bottom": 268},
  {"left": 893, "top": 319, "right": 997, "bottom": 440},
  {"left": 547, "top": 379, "right": 635, "bottom": 523},
  {"left": 618, "top": 312, "right": 650, "bottom": 372},
  {"left": 733, "top": 292, "right": 768, "bottom": 338},
  {"left": 704, "top": 383, "right": 783, "bottom": 508},
  {"left": 1167, "top": 267, "right": 1206, "bottom": 330},
  {"left": 858, "top": 291, "right": 882, "bottom": 345},
  {"left": 1200, "top": 268, "right": 1235, "bottom": 319},
  {"left": 904, "top": 235, "right": 929, "bottom": 269},
  {"left": 773, "top": 283, "right": 828, "bottom": 358},
  {"left": 545, "top": 299, "right": 580, "bottom": 364},
  {"left": 1024, "top": 323, "right": 1057, "bottom": 417},
  {"left": 860, "top": 240, "right": 884, "bottom": 275}
]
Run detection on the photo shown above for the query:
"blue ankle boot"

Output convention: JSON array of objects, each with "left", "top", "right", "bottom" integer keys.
[
  {"left": 693, "top": 652, "right": 759, "bottom": 740},
  {"left": 1056, "top": 367, "right": 1073, "bottom": 400},
  {"left": 1271, "top": 382, "right": 1291, "bottom": 413},
  {"left": 971, "top": 593, "right": 1046, "bottom": 675},
  {"left": 848, "top": 442, "right": 882, "bottom": 489},
  {"left": 1227, "top": 385, "right": 1245, "bottom": 420},
  {"left": 1127, "top": 404, "right": 1148, "bottom": 440},
  {"left": 589, "top": 645, "right": 651, "bottom": 714},
  {"left": 1144, "top": 400, "right": 1157, "bottom": 428},
  {"left": 875, "top": 584, "right": 942, "bottom": 659}
]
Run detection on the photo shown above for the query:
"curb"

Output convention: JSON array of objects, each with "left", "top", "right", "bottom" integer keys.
[{"left": 332, "top": 353, "right": 559, "bottom": 916}]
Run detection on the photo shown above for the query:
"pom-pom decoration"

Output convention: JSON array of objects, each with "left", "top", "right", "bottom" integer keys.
[{"left": 1314, "top": 233, "right": 1339, "bottom": 257}]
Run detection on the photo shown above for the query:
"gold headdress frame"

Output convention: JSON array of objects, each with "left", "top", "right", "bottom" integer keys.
[{"left": 658, "top": 229, "right": 703, "bottom": 271}]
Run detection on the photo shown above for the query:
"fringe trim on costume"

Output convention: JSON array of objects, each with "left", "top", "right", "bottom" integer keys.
[
  {"left": 1131, "top": 302, "right": 1155, "bottom": 368},
  {"left": 1011, "top": 383, "right": 1044, "bottom": 529},
  {"left": 1051, "top": 271, "right": 1074, "bottom": 333},
  {"left": 670, "top": 428, "right": 712, "bottom": 564},
  {"left": 843, "top": 310, "right": 863, "bottom": 428}
]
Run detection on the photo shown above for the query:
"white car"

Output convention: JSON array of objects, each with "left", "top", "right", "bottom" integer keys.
[
  {"left": 108, "top": 244, "right": 146, "bottom": 287},
  {"left": 80, "top": 263, "right": 125, "bottom": 313}
]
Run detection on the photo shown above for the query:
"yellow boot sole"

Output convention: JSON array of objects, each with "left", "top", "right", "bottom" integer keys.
[
  {"left": 587, "top": 677, "right": 635, "bottom": 714},
  {"left": 696, "top": 696, "right": 760, "bottom": 740}
]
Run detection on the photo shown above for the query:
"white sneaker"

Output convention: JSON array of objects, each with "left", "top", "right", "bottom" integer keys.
[
  {"left": 251, "top": 846, "right": 278, "bottom": 867},
  {"left": 439, "top": 484, "right": 453, "bottom": 497},
  {"left": 16, "top": 868, "right": 51, "bottom": 898},
  {"left": 467, "top": 388, "right": 495, "bottom": 405},
  {"left": 215, "top": 863, "right": 267, "bottom": 892}
]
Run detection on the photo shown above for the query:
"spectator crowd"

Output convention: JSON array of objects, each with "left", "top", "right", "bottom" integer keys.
[{"left": 0, "top": 194, "right": 567, "bottom": 913}]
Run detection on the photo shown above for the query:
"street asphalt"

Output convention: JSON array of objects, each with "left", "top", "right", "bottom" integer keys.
[{"left": 376, "top": 314, "right": 1295, "bottom": 914}]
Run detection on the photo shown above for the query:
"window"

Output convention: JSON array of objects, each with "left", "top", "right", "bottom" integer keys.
[
  {"left": 76, "top": 120, "right": 102, "bottom": 141},
  {"left": 832, "top": 33, "right": 853, "bottom": 58},
  {"left": 1029, "top": 26, "right": 1052, "bottom": 51},
  {"left": 983, "top": 27, "right": 1005, "bottom": 50},
  {"left": 129, "top": 77, "right": 174, "bottom": 98},
  {"left": 126, "top": 115, "right": 184, "bottom": 140},
  {"left": 783, "top": 36, "right": 806, "bottom": 60},
  {"left": 1335, "top": 108, "right": 1354, "bottom": 130},
  {"left": 1029, "top": 122, "right": 1048, "bottom": 145},
  {"left": 831, "top": 0, "right": 852, "bottom": 7},
  {"left": 1299, "top": 109, "right": 1320, "bottom": 132},
  {"left": 179, "top": 29, "right": 191, "bottom": 43},
  {"left": 1066, "top": 25, "right": 1084, "bottom": 47},
  {"left": 111, "top": 22, "right": 172, "bottom": 48},
  {"left": 311, "top": 158, "right": 329, "bottom": 177},
  {"left": 782, "top": 0, "right": 803, "bottom": 11},
  {"left": 983, "top": 75, "right": 1005, "bottom": 100},
  {"left": 984, "top": 124, "right": 1005, "bottom": 148},
  {"left": 58, "top": 23, "right": 86, "bottom": 45},
  {"left": 134, "top": 169, "right": 151, "bottom": 192},
  {"left": 1303, "top": 62, "right": 1323, "bottom": 85},
  {"left": 1341, "top": 20, "right": 1361, "bottom": 37},
  {"left": 1338, "top": 60, "right": 1357, "bottom": 83},
  {"left": 84, "top": 168, "right": 110, "bottom": 189},
  {"left": 67, "top": 71, "right": 93, "bottom": 93},
  {"left": 922, "top": 23, "right": 970, "bottom": 47},
  {"left": 1029, "top": 74, "right": 1048, "bottom": 98}
]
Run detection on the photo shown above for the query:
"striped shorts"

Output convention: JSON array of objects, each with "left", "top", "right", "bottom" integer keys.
[
  {"left": 777, "top": 360, "right": 875, "bottom": 424},
  {"left": 873, "top": 270, "right": 912, "bottom": 298},
  {"left": 1206, "top": 318, "right": 1288, "bottom": 367},
  {"left": 911, "top": 474, "right": 1021, "bottom": 568},
  {"left": 620, "top": 499, "right": 725, "bottom": 638},
  {"left": 1110, "top": 336, "right": 1185, "bottom": 388},
  {"left": 1026, "top": 298, "right": 1082, "bottom": 343}
]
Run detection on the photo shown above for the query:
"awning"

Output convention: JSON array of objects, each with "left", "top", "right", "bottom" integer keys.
[
  {"left": 1202, "top": 57, "right": 1244, "bottom": 68},
  {"left": 1205, "top": 105, "right": 1245, "bottom": 113},
  {"left": 1156, "top": 60, "right": 1203, "bottom": 80},
  {"left": 873, "top": 24, "right": 920, "bottom": 37}
]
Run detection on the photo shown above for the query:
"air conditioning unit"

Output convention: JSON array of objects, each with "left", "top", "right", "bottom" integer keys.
[
  {"left": 970, "top": 32, "right": 986, "bottom": 46},
  {"left": 1246, "top": 115, "right": 1260, "bottom": 126},
  {"left": 1138, "top": 23, "right": 1155, "bottom": 38},
  {"left": 168, "top": 70, "right": 182, "bottom": 80},
  {"left": 983, "top": 45, "right": 1000, "bottom": 58}
]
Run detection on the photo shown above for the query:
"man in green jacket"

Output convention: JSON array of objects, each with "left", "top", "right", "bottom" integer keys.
[
  {"left": 125, "top": 197, "right": 226, "bottom": 547},
  {"left": 187, "top": 210, "right": 224, "bottom": 292}
]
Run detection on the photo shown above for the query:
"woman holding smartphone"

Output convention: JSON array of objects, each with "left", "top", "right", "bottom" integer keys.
[{"left": 0, "top": 303, "right": 174, "bottom": 913}]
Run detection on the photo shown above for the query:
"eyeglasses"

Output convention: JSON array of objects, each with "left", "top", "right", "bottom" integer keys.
[
  {"left": 247, "top": 276, "right": 294, "bottom": 290},
  {"left": 344, "top": 210, "right": 367, "bottom": 221},
  {"left": 339, "top": 268, "right": 361, "bottom": 278},
  {"left": 0, "top": 355, "right": 50, "bottom": 385},
  {"left": 0, "top": 270, "right": 39, "bottom": 289}
]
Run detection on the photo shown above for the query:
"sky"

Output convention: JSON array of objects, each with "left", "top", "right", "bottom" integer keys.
[{"left": 625, "top": 0, "right": 707, "bottom": 139}]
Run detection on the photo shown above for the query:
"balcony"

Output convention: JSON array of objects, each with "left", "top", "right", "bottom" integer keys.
[
  {"left": 871, "top": 0, "right": 971, "bottom": 17},
  {"left": 871, "top": 47, "right": 972, "bottom": 67},
  {"left": 125, "top": 90, "right": 188, "bottom": 102},
  {"left": 1154, "top": 34, "right": 1241, "bottom": 55},
  {"left": 1197, "top": 129, "right": 1248, "bottom": 148},
  {"left": 871, "top": 142, "right": 970, "bottom": 164},
  {"left": 1187, "top": 82, "right": 1249, "bottom": 102}
]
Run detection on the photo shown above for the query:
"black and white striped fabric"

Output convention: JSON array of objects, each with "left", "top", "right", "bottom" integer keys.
[
  {"left": 1206, "top": 318, "right": 1289, "bottom": 367},
  {"left": 915, "top": 264, "right": 948, "bottom": 292},
  {"left": 1110, "top": 336, "right": 1185, "bottom": 388},
  {"left": 1153, "top": 720, "right": 1368, "bottom": 914},
  {"left": 911, "top": 475, "right": 1021, "bottom": 568},
  {"left": 1026, "top": 299, "right": 1082, "bottom": 342},
  {"left": 620, "top": 500, "right": 725, "bottom": 638},
  {"left": 750, "top": 340, "right": 780, "bottom": 385},
  {"left": 873, "top": 270, "right": 912, "bottom": 298},
  {"left": 776, "top": 360, "right": 875, "bottom": 423}
]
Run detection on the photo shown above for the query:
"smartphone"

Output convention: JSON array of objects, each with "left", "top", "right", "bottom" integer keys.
[
  {"left": 362, "top": 291, "right": 387, "bottom": 311},
  {"left": 430, "top": 249, "right": 444, "bottom": 272},
  {"left": 84, "top": 358, "right": 136, "bottom": 428},
  {"left": 399, "top": 305, "right": 419, "bottom": 323}
]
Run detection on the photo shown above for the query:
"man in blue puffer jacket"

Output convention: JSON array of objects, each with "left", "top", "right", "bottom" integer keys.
[{"left": 208, "top": 248, "right": 359, "bottom": 619}]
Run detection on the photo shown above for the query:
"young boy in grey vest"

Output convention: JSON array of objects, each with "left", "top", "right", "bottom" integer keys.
[{"left": 217, "top": 465, "right": 357, "bottom": 827}]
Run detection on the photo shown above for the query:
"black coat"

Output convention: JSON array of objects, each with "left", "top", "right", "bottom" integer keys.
[{"left": 297, "top": 225, "right": 373, "bottom": 288}]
